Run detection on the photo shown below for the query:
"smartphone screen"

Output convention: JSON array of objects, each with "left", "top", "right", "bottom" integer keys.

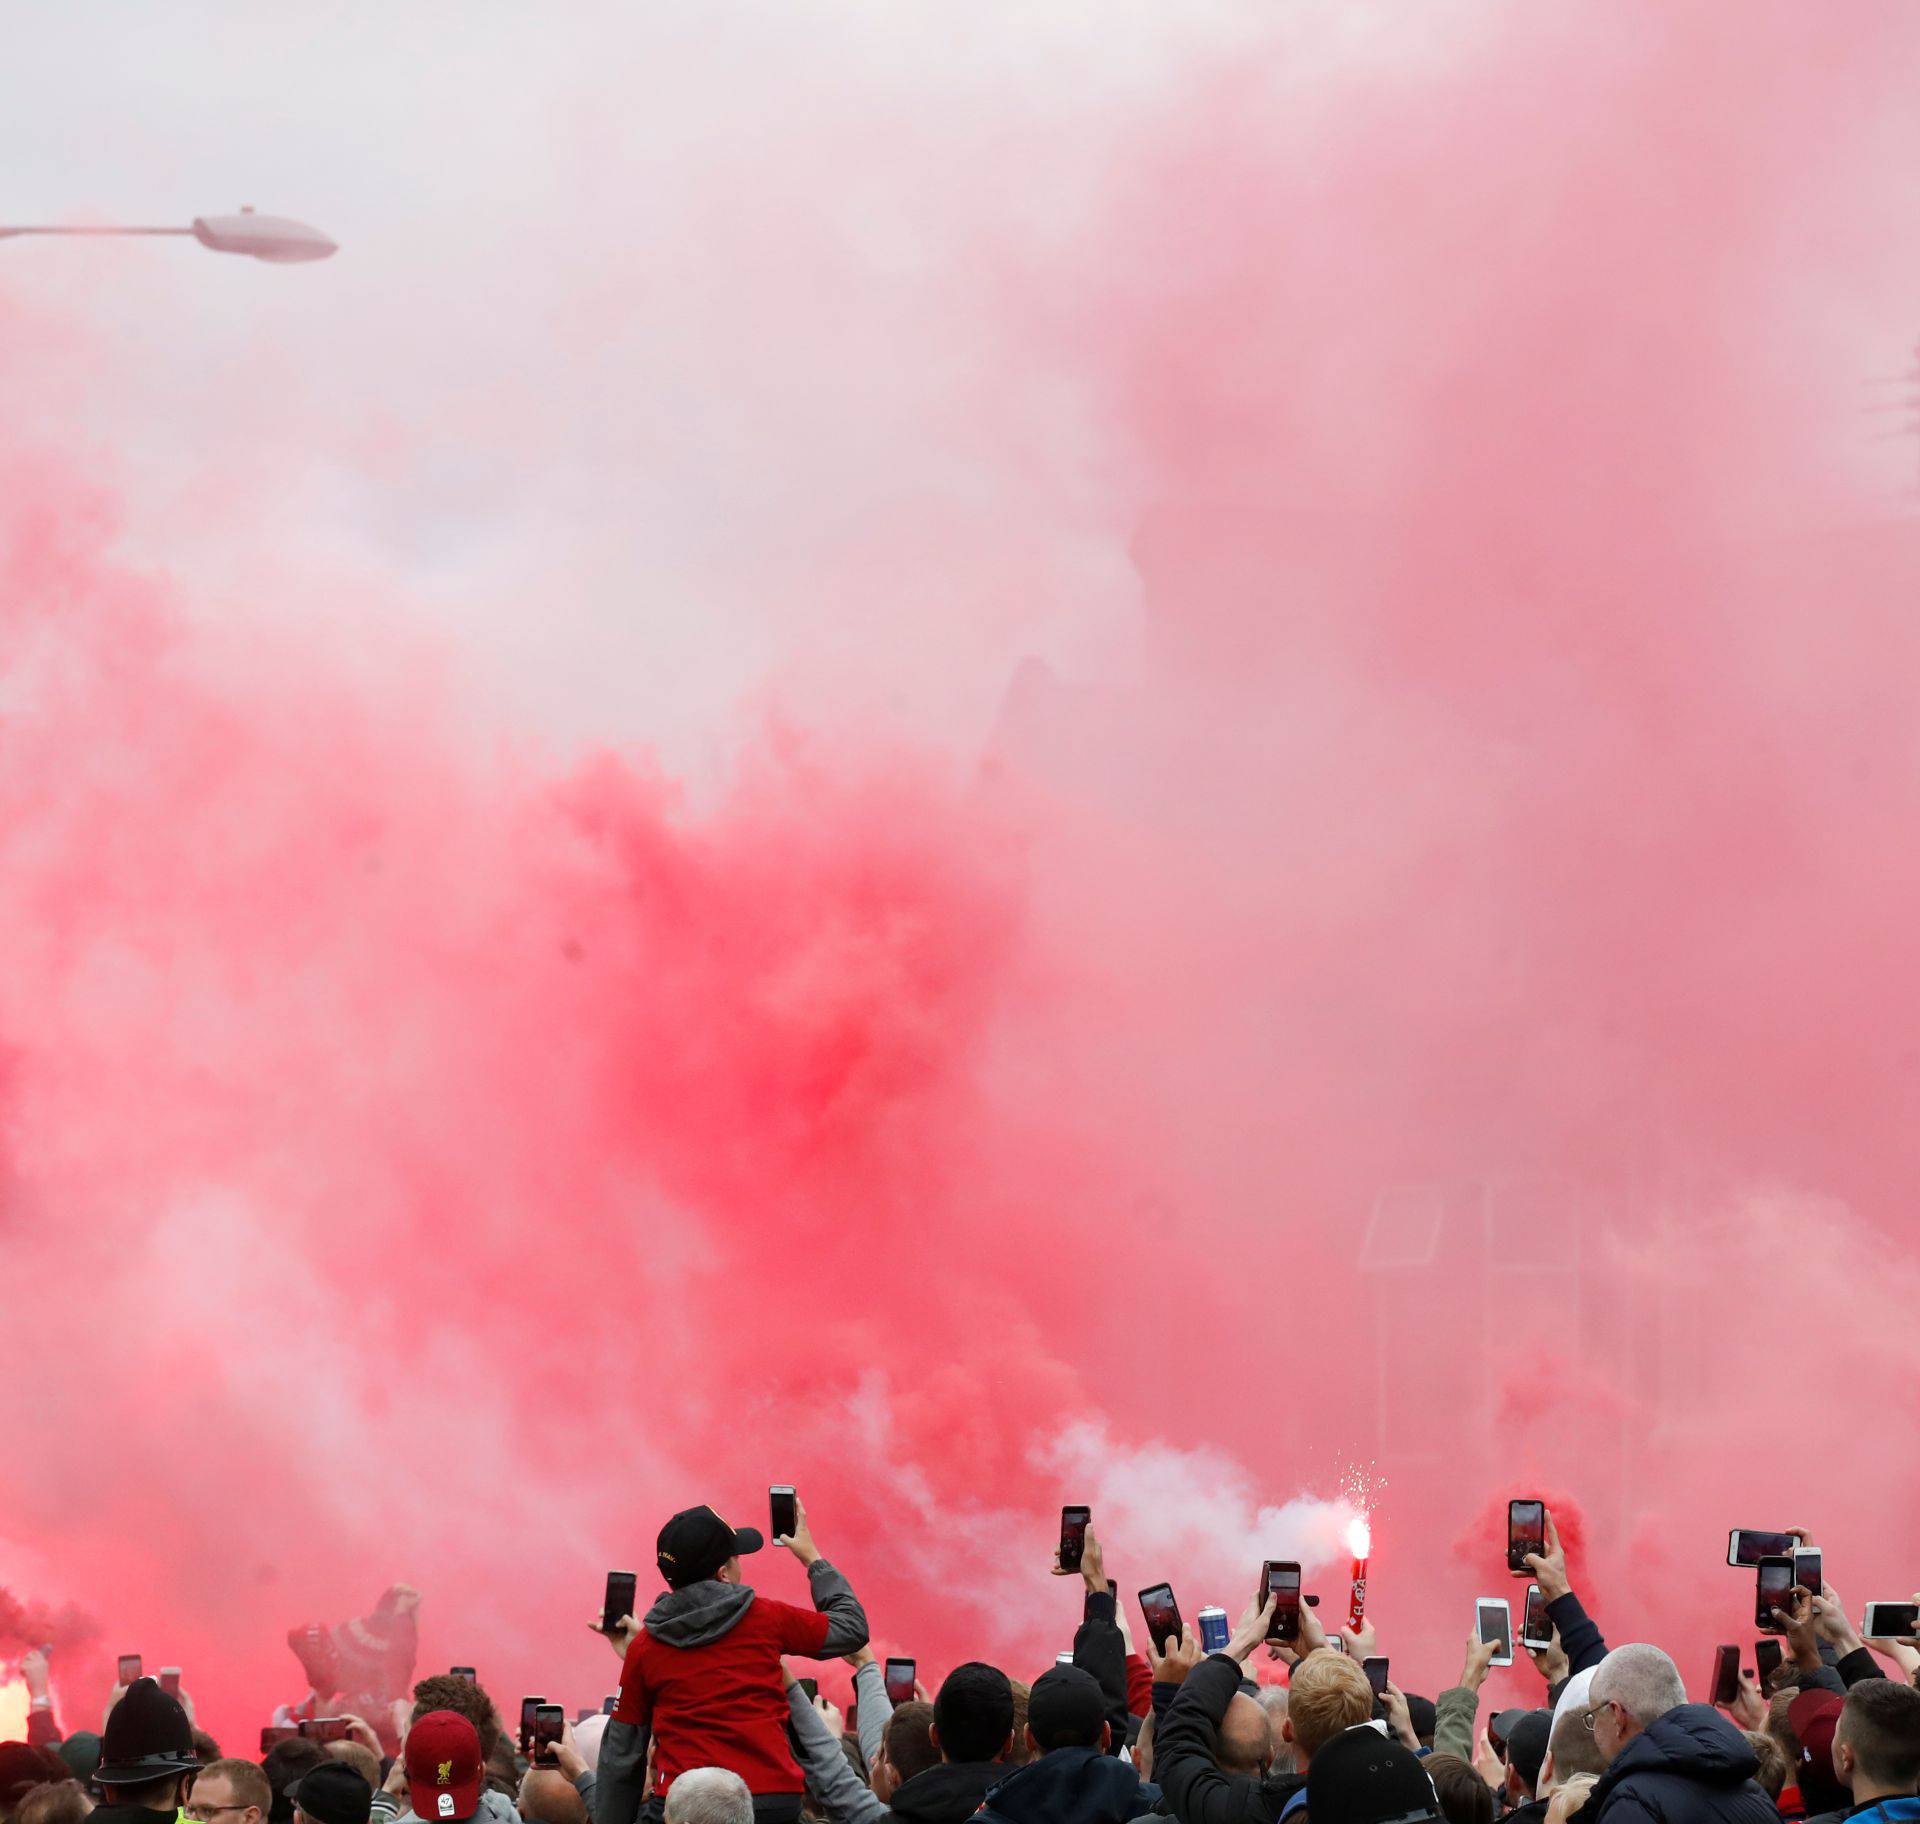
[
  {"left": 1507, "top": 1500, "right": 1546, "bottom": 1574},
  {"left": 1793, "top": 1548, "right": 1823, "bottom": 1598},
  {"left": 159, "top": 1668, "right": 182, "bottom": 1699},
  {"left": 1864, "top": 1603, "right": 1920, "bottom": 1638},
  {"left": 1754, "top": 1639, "right": 1784, "bottom": 1687},
  {"left": 1263, "top": 1562, "right": 1302, "bottom": 1642},
  {"left": 533, "top": 1705, "right": 564, "bottom": 1762},
  {"left": 451, "top": 1666, "right": 477, "bottom": 1680},
  {"left": 520, "top": 1696, "right": 545, "bottom": 1752},
  {"left": 1727, "top": 1529, "right": 1797, "bottom": 1568},
  {"left": 1522, "top": 1582, "right": 1553, "bottom": 1648},
  {"left": 603, "top": 1570, "right": 638, "bottom": 1634},
  {"left": 1058, "top": 1506, "right": 1091, "bottom": 1572},
  {"left": 797, "top": 1678, "right": 819, "bottom": 1704},
  {"left": 261, "top": 1726, "right": 299, "bottom": 1754},
  {"left": 1137, "top": 1583, "right": 1182, "bottom": 1655},
  {"left": 770, "top": 1486, "right": 798, "bottom": 1540},
  {"left": 1477, "top": 1599, "right": 1514, "bottom": 1665},
  {"left": 885, "top": 1658, "right": 917, "bottom": 1705},
  {"left": 118, "top": 1654, "right": 142, "bottom": 1684},
  {"left": 1363, "top": 1655, "right": 1389, "bottom": 1698},
  {"left": 1756, "top": 1558, "right": 1794, "bottom": 1631},
  {"left": 1711, "top": 1644, "right": 1740, "bottom": 1707}
]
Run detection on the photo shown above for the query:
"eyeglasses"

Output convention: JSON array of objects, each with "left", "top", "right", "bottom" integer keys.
[
  {"left": 1582, "top": 1700, "right": 1617, "bottom": 1734},
  {"left": 186, "top": 1804, "right": 254, "bottom": 1820}
]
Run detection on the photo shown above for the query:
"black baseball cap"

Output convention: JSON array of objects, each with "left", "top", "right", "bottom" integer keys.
[
  {"left": 1504, "top": 1712, "right": 1553, "bottom": 1794},
  {"left": 656, "top": 1505, "right": 764, "bottom": 1588},
  {"left": 1307, "top": 1724, "right": 1445, "bottom": 1824},
  {"left": 1026, "top": 1665, "right": 1107, "bottom": 1751},
  {"left": 291, "top": 1763, "right": 374, "bottom": 1824}
]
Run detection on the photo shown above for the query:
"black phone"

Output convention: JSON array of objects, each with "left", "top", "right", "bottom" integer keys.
[
  {"left": 1710, "top": 1644, "right": 1740, "bottom": 1708},
  {"left": 603, "top": 1570, "right": 638, "bottom": 1634},
  {"left": 1137, "top": 1583, "right": 1182, "bottom": 1655},
  {"left": 1261, "top": 1561, "right": 1303, "bottom": 1643},
  {"left": 1793, "top": 1548, "right": 1823, "bottom": 1599},
  {"left": 797, "top": 1677, "right": 819, "bottom": 1703},
  {"left": 300, "top": 1718, "right": 351, "bottom": 1743},
  {"left": 885, "top": 1657, "right": 916, "bottom": 1705},
  {"left": 1754, "top": 1639, "right": 1784, "bottom": 1688},
  {"left": 1521, "top": 1582, "right": 1554, "bottom": 1649},
  {"left": 451, "top": 1665, "right": 477, "bottom": 1679},
  {"left": 533, "top": 1704, "right": 565, "bottom": 1764},
  {"left": 1058, "top": 1506, "right": 1091, "bottom": 1572},
  {"left": 520, "top": 1695, "right": 546, "bottom": 1753},
  {"left": 1756, "top": 1558, "right": 1794, "bottom": 1632},
  {"left": 1363, "top": 1655, "right": 1390, "bottom": 1698},
  {"left": 770, "top": 1486, "right": 799, "bottom": 1541},
  {"left": 1507, "top": 1500, "right": 1546, "bottom": 1575},
  {"left": 1727, "top": 1529, "right": 1797, "bottom": 1568},
  {"left": 159, "top": 1668, "right": 182, "bottom": 1699},
  {"left": 261, "top": 1725, "right": 299, "bottom": 1753},
  {"left": 118, "top": 1654, "right": 142, "bottom": 1684}
]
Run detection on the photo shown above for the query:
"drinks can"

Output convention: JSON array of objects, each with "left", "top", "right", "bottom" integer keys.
[{"left": 1198, "top": 1606, "right": 1230, "bottom": 1653}]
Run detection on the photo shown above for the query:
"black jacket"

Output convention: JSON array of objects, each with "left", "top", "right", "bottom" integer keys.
[
  {"left": 1077, "top": 1590, "right": 1134, "bottom": 1750},
  {"left": 889, "top": 1762, "right": 1006, "bottom": 1824},
  {"left": 1154, "top": 1656, "right": 1302, "bottom": 1824},
  {"left": 1588, "top": 1705, "right": 1779, "bottom": 1824},
  {"left": 976, "top": 1746, "right": 1161, "bottom": 1824}
]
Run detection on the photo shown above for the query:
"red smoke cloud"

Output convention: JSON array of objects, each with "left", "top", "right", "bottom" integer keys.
[{"left": 4, "top": 0, "right": 1920, "bottom": 1749}]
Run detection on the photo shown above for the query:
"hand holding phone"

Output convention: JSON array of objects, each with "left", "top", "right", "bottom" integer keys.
[
  {"left": 1507, "top": 1500, "right": 1547, "bottom": 1577},
  {"left": 602, "top": 1571, "right": 638, "bottom": 1636},
  {"left": 1055, "top": 1507, "right": 1092, "bottom": 1574},
  {"left": 117, "top": 1654, "right": 142, "bottom": 1686},
  {"left": 1709, "top": 1644, "right": 1740, "bottom": 1708},
  {"left": 884, "top": 1658, "right": 916, "bottom": 1705},
  {"left": 1363, "top": 1655, "right": 1390, "bottom": 1698},
  {"left": 520, "top": 1696, "right": 546, "bottom": 1755},
  {"left": 1863, "top": 1601, "right": 1920, "bottom": 1641},
  {"left": 1727, "top": 1529, "right": 1796, "bottom": 1568},
  {"left": 1261, "top": 1562, "right": 1302, "bottom": 1644},
  {"left": 1521, "top": 1582, "right": 1554, "bottom": 1650},
  {"left": 1137, "top": 1584, "right": 1183, "bottom": 1656},
  {"left": 1756, "top": 1559, "right": 1794, "bottom": 1633},
  {"left": 533, "top": 1704, "right": 565, "bottom": 1765},
  {"left": 770, "top": 1486, "right": 799, "bottom": 1542},
  {"left": 1476, "top": 1598, "right": 1515, "bottom": 1667}
]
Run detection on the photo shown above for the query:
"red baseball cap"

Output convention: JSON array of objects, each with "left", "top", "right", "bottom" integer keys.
[
  {"left": 1788, "top": 1689, "right": 1844, "bottom": 1787},
  {"left": 404, "top": 1711, "right": 483, "bottom": 1822}
]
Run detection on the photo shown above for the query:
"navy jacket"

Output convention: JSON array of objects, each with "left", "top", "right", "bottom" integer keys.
[
  {"left": 1588, "top": 1705, "right": 1779, "bottom": 1824},
  {"left": 976, "top": 1746, "right": 1162, "bottom": 1824}
]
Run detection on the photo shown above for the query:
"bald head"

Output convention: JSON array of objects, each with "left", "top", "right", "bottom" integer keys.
[
  {"left": 519, "top": 1770, "right": 588, "bottom": 1824},
  {"left": 1219, "top": 1694, "right": 1276, "bottom": 1776}
]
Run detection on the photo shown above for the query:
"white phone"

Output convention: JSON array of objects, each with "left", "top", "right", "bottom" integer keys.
[
  {"left": 1863, "top": 1601, "right": 1919, "bottom": 1639},
  {"left": 1476, "top": 1597, "right": 1515, "bottom": 1667}
]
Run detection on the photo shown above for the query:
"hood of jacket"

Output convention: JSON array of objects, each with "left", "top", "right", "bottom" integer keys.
[
  {"left": 889, "top": 1761, "right": 1007, "bottom": 1824},
  {"left": 641, "top": 1579, "right": 757, "bottom": 1648},
  {"left": 1597, "top": 1705, "right": 1760, "bottom": 1796},
  {"left": 980, "top": 1747, "right": 1158, "bottom": 1824}
]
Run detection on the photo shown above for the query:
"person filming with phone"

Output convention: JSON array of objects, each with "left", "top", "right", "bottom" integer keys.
[{"left": 594, "top": 1495, "right": 868, "bottom": 1824}]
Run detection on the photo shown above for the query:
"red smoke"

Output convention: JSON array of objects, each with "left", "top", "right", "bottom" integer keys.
[{"left": 4, "top": 0, "right": 1920, "bottom": 1751}]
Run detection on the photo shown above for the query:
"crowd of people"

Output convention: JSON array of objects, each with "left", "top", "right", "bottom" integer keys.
[{"left": 2, "top": 1499, "right": 1916, "bottom": 1824}]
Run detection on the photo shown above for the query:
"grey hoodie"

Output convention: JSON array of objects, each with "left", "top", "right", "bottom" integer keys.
[{"left": 594, "top": 1559, "right": 868, "bottom": 1824}]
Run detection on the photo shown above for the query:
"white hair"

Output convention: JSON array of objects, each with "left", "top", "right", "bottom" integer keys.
[
  {"left": 1259, "top": 1685, "right": 1290, "bottom": 1725},
  {"left": 1591, "top": 1644, "right": 1688, "bottom": 1727},
  {"left": 663, "top": 1768, "right": 753, "bottom": 1824}
]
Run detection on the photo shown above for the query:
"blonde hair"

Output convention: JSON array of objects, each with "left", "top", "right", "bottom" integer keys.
[{"left": 1287, "top": 1653, "right": 1376, "bottom": 1761}]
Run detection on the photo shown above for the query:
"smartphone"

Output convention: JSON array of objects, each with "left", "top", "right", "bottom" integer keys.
[
  {"left": 118, "top": 1654, "right": 142, "bottom": 1685},
  {"left": 159, "top": 1668, "right": 182, "bottom": 1699},
  {"left": 1058, "top": 1506, "right": 1091, "bottom": 1572},
  {"left": 533, "top": 1704, "right": 564, "bottom": 1764},
  {"left": 770, "top": 1486, "right": 799, "bottom": 1541},
  {"left": 1710, "top": 1644, "right": 1740, "bottom": 1707},
  {"left": 603, "top": 1570, "right": 638, "bottom": 1635},
  {"left": 261, "top": 1725, "right": 299, "bottom": 1753},
  {"left": 797, "top": 1677, "right": 819, "bottom": 1704},
  {"left": 884, "top": 1657, "right": 916, "bottom": 1705},
  {"left": 1363, "top": 1655, "right": 1390, "bottom": 1698},
  {"left": 603, "top": 1694, "right": 617, "bottom": 1715},
  {"left": 299, "top": 1718, "right": 352, "bottom": 1744},
  {"left": 520, "top": 1696, "right": 546, "bottom": 1753},
  {"left": 1864, "top": 1602, "right": 1920, "bottom": 1638},
  {"left": 1137, "top": 1583, "right": 1183, "bottom": 1656},
  {"left": 1056, "top": 1651, "right": 1075, "bottom": 1666},
  {"left": 1756, "top": 1557, "right": 1794, "bottom": 1631},
  {"left": 1521, "top": 1582, "right": 1554, "bottom": 1649},
  {"left": 1793, "top": 1547, "right": 1823, "bottom": 1599},
  {"left": 1325, "top": 1632, "right": 1348, "bottom": 1655},
  {"left": 1727, "top": 1529, "right": 1797, "bottom": 1568},
  {"left": 451, "top": 1665, "right": 477, "bottom": 1680},
  {"left": 1262, "top": 1562, "right": 1303, "bottom": 1643},
  {"left": 1507, "top": 1500, "right": 1546, "bottom": 1575},
  {"left": 1754, "top": 1639, "right": 1784, "bottom": 1687},
  {"left": 1476, "top": 1598, "right": 1514, "bottom": 1667}
]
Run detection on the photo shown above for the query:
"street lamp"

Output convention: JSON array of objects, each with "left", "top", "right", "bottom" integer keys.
[{"left": 0, "top": 205, "right": 336, "bottom": 263}]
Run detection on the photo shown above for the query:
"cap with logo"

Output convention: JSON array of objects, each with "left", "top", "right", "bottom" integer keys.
[
  {"left": 1788, "top": 1689, "right": 1845, "bottom": 1789},
  {"left": 95, "top": 1677, "right": 200, "bottom": 1786},
  {"left": 291, "top": 1762, "right": 374, "bottom": 1824},
  {"left": 655, "top": 1506, "right": 764, "bottom": 1589},
  {"left": 405, "top": 1711, "right": 483, "bottom": 1822},
  {"left": 1307, "top": 1722, "right": 1446, "bottom": 1824}
]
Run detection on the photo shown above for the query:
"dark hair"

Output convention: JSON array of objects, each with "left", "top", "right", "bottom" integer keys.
[
  {"left": 883, "top": 1702, "right": 938, "bottom": 1784},
  {"left": 1424, "top": 1754, "right": 1494, "bottom": 1824},
  {"left": 933, "top": 1663, "right": 1016, "bottom": 1765},
  {"left": 193, "top": 1731, "right": 222, "bottom": 1765},
  {"left": 1840, "top": 1680, "right": 1920, "bottom": 1792},
  {"left": 14, "top": 1782, "right": 92, "bottom": 1824},
  {"left": 1005, "top": 1685, "right": 1032, "bottom": 1767},
  {"left": 413, "top": 1674, "right": 507, "bottom": 1761},
  {"left": 262, "top": 1739, "right": 328, "bottom": 1824}
]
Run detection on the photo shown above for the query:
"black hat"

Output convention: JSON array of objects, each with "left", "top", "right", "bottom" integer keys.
[
  {"left": 1402, "top": 1693, "right": 1437, "bottom": 1742},
  {"left": 96, "top": 1677, "right": 199, "bottom": 1785},
  {"left": 292, "top": 1762, "right": 374, "bottom": 1824},
  {"left": 1307, "top": 1724, "right": 1444, "bottom": 1824},
  {"left": 1504, "top": 1712, "right": 1553, "bottom": 1794},
  {"left": 1026, "top": 1665, "right": 1107, "bottom": 1751},
  {"left": 656, "top": 1505, "right": 763, "bottom": 1588},
  {"left": 1489, "top": 1708, "right": 1529, "bottom": 1757}
]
